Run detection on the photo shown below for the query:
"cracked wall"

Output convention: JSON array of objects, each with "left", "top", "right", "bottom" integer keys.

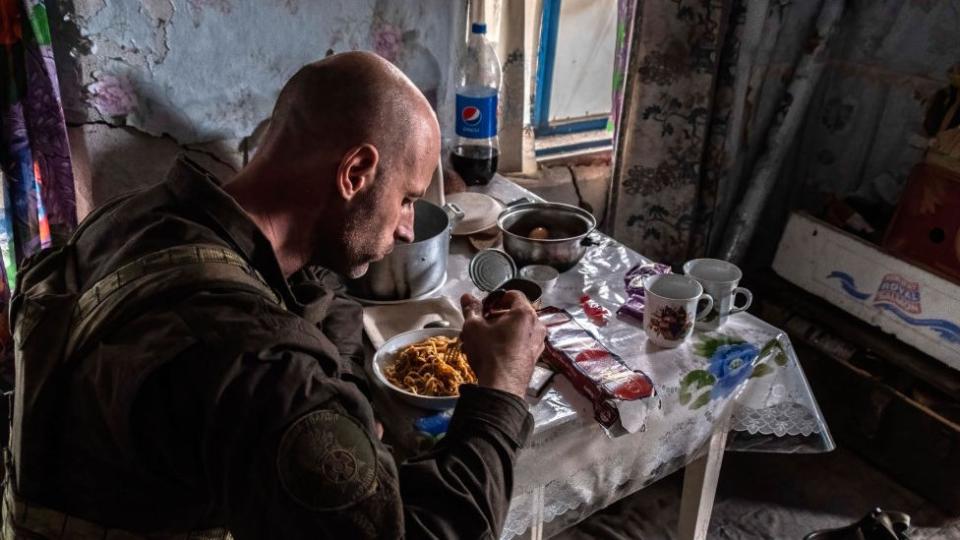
[{"left": 53, "top": 0, "right": 464, "bottom": 216}]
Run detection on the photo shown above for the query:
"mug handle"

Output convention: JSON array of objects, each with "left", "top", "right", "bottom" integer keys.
[
  {"left": 729, "top": 287, "right": 753, "bottom": 315},
  {"left": 695, "top": 294, "right": 714, "bottom": 321}
]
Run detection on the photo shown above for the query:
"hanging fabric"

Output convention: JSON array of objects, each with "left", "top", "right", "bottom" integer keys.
[
  {"left": 607, "top": 0, "right": 845, "bottom": 266},
  {"left": 0, "top": 0, "right": 77, "bottom": 375}
]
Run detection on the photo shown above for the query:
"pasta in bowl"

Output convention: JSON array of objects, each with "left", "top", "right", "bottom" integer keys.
[{"left": 372, "top": 328, "right": 475, "bottom": 410}]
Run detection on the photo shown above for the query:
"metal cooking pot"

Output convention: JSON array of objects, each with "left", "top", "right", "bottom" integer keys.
[
  {"left": 498, "top": 200, "right": 597, "bottom": 272},
  {"left": 347, "top": 200, "right": 462, "bottom": 302}
]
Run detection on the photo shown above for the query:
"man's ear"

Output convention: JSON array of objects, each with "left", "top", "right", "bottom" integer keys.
[{"left": 336, "top": 144, "right": 379, "bottom": 201}]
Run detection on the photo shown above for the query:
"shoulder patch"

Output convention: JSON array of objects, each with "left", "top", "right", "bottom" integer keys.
[{"left": 277, "top": 410, "right": 378, "bottom": 511}]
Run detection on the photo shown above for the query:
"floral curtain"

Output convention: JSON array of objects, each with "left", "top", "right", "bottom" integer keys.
[
  {"left": 607, "top": 0, "right": 845, "bottom": 266},
  {"left": 0, "top": 0, "right": 76, "bottom": 373}
]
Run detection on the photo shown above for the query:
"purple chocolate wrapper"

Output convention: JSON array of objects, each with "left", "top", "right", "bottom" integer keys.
[
  {"left": 619, "top": 262, "right": 672, "bottom": 322},
  {"left": 623, "top": 262, "right": 672, "bottom": 297},
  {"left": 617, "top": 295, "right": 646, "bottom": 322}
]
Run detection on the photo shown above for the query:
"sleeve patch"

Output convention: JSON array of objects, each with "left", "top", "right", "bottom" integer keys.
[{"left": 276, "top": 410, "right": 378, "bottom": 511}]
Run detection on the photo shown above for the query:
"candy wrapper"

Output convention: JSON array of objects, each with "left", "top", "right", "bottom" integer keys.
[
  {"left": 617, "top": 262, "right": 672, "bottom": 322},
  {"left": 538, "top": 307, "right": 657, "bottom": 434},
  {"left": 579, "top": 294, "right": 610, "bottom": 326}
]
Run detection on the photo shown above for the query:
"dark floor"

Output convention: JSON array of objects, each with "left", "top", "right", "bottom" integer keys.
[{"left": 555, "top": 447, "right": 960, "bottom": 539}]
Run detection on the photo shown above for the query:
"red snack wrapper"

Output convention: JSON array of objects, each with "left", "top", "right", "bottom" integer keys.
[{"left": 538, "top": 307, "right": 656, "bottom": 433}]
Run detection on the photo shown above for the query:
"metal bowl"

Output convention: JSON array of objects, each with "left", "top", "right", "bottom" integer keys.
[
  {"left": 372, "top": 328, "right": 462, "bottom": 410},
  {"left": 347, "top": 200, "right": 458, "bottom": 302},
  {"left": 497, "top": 201, "right": 597, "bottom": 271}
]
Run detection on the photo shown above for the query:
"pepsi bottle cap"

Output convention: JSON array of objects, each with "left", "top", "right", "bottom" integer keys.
[{"left": 471, "top": 22, "right": 487, "bottom": 34}]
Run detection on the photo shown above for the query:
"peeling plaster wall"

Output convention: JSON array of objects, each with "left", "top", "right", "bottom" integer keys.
[{"left": 52, "top": 0, "right": 464, "bottom": 216}]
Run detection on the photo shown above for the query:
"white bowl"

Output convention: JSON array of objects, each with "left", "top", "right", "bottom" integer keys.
[
  {"left": 519, "top": 264, "right": 560, "bottom": 293},
  {"left": 372, "top": 328, "right": 463, "bottom": 410}
]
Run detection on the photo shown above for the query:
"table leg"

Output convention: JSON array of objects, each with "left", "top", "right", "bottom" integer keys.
[
  {"left": 529, "top": 485, "right": 544, "bottom": 540},
  {"left": 678, "top": 428, "right": 728, "bottom": 540}
]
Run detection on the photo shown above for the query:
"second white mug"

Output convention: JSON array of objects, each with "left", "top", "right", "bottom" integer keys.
[{"left": 683, "top": 258, "right": 753, "bottom": 330}]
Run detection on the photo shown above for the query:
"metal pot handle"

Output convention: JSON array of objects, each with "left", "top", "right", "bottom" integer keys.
[
  {"left": 506, "top": 197, "right": 535, "bottom": 208},
  {"left": 443, "top": 202, "right": 465, "bottom": 225},
  {"left": 580, "top": 235, "right": 601, "bottom": 247}
]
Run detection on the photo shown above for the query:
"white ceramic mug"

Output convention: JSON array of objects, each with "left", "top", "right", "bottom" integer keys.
[
  {"left": 683, "top": 258, "right": 753, "bottom": 330},
  {"left": 642, "top": 274, "right": 714, "bottom": 348}
]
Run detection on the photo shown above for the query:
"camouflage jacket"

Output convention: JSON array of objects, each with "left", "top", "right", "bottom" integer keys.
[{"left": 9, "top": 156, "right": 532, "bottom": 539}]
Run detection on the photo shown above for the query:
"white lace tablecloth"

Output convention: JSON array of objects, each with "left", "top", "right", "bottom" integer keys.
[{"left": 368, "top": 176, "right": 834, "bottom": 539}]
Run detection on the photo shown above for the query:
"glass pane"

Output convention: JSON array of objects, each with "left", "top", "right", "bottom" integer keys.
[{"left": 548, "top": 0, "right": 616, "bottom": 123}]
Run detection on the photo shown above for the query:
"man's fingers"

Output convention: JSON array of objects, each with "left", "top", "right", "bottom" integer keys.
[
  {"left": 461, "top": 293, "right": 482, "bottom": 320},
  {"left": 498, "top": 290, "right": 531, "bottom": 310}
]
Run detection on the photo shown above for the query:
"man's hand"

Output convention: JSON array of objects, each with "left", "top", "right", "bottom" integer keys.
[{"left": 459, "top": 292, "right": 547, "bottom": 398}]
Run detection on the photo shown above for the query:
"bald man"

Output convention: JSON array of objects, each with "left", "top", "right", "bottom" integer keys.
[{"left": 6, "top": 52, "right": 545, "bottom": 539}]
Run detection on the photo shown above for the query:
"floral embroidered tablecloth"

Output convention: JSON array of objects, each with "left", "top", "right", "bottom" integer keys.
[{"left": 368, "top": 176, "right": 833, "bottom": 539}]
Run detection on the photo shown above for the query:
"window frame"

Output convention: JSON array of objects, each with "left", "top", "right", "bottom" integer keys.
[{"left": 533, "top": 0, "right": 614, "bottom": 138}]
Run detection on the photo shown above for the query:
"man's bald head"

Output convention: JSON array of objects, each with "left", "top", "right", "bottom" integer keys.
[
  {"left": 260, "top": 51, "right": 438, "bottom": 172},
  {"left": 230, "top": 52, "right": 442, "bottom": 279}
]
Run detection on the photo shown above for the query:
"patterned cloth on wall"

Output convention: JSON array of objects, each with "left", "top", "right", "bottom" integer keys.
[
  {"left": 0, "top": 0, "right": 76, "bottom": 376},
  {"left": 608, "top": 0, "right": 845, "bottom": 266}
]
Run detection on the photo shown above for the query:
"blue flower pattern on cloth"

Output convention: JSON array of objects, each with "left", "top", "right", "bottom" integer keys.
[
  {"left": 707, "top": 343, "right": 760, "bottom": 397},
  {"left": 678, "top": 335, "right": 787, "bottom": 409}
]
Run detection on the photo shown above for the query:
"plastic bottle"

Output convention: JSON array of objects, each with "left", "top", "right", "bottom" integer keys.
[{"left": 451, "top": 22, "right": 501, "bottom": 186}]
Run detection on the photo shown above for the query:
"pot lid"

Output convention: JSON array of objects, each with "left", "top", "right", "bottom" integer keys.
[
  {"left": 469, "top": 249, "right": 517, "bottom": 292},
  {"left": 446, "top": 192, "right": 503, "bottom": 236}
]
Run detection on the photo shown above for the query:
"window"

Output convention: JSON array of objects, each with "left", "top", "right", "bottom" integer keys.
[{"left": 534, "top": 0, "right": 617, "bottom": 157}]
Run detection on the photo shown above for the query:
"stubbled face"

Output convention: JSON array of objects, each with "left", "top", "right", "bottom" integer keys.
[
  {"left": 308, "top": 105, "right": 441, "bottom": 280},
  {"left": 336, "top": 154, "right": 435, "bottom": 279}
]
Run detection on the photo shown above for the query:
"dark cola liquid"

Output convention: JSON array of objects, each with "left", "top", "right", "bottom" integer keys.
[{"left": 451, "top": 144, "right": 499, "bottom": 186}]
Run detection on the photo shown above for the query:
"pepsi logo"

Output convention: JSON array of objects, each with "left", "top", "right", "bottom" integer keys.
[{"left": 461, "top": 106, "right": 482, "bottom": 126}]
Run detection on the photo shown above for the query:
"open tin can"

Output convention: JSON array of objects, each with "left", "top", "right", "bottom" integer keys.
[{"left": 468, "top": 248, "right": 543, "bottom": 308}]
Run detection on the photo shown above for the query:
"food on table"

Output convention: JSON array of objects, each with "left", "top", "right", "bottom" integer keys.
[
  {"left": 617, "top": 262, "right": 673, "bottom": 323},
  {"left": 538, "top": 307, "right": 656, "bottom": 432},
  {"left": 467, "top": 227, "right": 502, "bottom": 251},
  {"left": 623, "top": 262, "right": 673, "bottom": 297},
  {"left": 579, "top": 294, "right": 610, "bottom": 326},
  {"left": 528, "top": 226, "right": 550, "bottom": 240},
  {"left": 385, "top": 336, "right": 477, "bottom": 396}
]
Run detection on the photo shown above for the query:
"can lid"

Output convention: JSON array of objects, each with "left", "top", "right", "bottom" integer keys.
[
  {"left": 469, "top": 249, "right": 516, "bottom": 292},
  {"left": 471, "top": 22, "right": 487, "bottom": 34}
]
